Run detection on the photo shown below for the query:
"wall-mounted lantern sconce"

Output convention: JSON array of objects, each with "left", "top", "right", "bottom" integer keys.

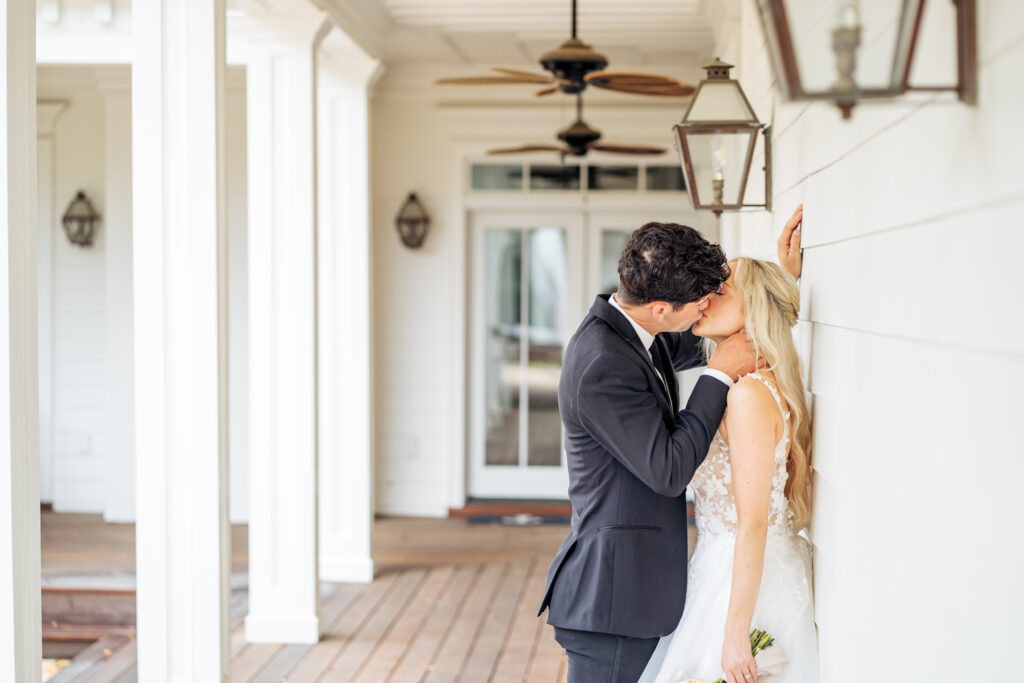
[
  {"left": 755, "top": 0, "right": 977, "bottom": 119},
  {"left": 672, "top": 59, "right": 771, "bottom": 216},
  {"left": 395, "top": 192, "right": 430, "bottom": 249},
  {"left": 61, "top": 190, "right": 100, "bottom": 247}
]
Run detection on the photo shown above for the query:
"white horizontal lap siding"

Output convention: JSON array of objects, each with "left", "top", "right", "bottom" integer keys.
[
  {"left": 731, "top": 0, "right": 1024, "bottom": 679},
  {"left": 44, "top": 84, "right": 108, "bottom": 514},
  {"left": 371, "top": 91, "right": 460, "bottom": 518}
]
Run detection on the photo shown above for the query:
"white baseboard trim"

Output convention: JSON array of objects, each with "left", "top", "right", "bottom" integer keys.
[
  {"left": 319, "top": 556, "right": 374, "bottom": 583},
  {"left": 244, "top": 614, "right": 320, "bottom": 645}
]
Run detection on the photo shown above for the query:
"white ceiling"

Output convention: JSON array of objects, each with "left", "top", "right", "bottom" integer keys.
[{"left": 371, "top": 0, "right": 717, "bottom": 68}]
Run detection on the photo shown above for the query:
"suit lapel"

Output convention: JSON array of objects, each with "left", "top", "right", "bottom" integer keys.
[{"left": 589, "top": 295, "right": 676, "bottom": 413}]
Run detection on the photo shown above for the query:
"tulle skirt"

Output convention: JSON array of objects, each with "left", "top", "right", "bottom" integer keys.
[{"left": 639, "top": 531, "right": 820, "bottom": 683}]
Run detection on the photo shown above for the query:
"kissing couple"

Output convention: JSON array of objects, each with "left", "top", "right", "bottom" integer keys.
[{"left": 539, "top": 206, "right": 819, "bottom": 683}]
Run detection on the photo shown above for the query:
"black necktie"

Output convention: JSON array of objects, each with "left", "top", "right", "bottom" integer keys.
[{"left": 649, "top": 339, "right": 674, "bottom": 412}]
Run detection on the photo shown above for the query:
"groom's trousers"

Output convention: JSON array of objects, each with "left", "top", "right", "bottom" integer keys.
[{"left": 554, "top": 626, "right": 660, "bottom": 683}]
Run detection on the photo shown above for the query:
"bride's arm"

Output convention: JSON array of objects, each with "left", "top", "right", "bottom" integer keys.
[{"left": 721, "top": 379, "right": 778, "bottom": 683}]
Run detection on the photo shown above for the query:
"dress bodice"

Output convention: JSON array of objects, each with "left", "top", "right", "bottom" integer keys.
[{"left": 691, "top": 373, "right": 794, "bottom": 538}]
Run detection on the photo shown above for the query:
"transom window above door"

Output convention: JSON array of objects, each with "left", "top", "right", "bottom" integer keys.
[{"left": 469, "top": 162, "right": 685, "bottom": 193}]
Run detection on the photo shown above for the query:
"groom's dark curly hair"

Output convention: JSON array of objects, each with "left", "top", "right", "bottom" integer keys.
[{"left": 616, "top": 222, "right": 729, "bottom": 309}]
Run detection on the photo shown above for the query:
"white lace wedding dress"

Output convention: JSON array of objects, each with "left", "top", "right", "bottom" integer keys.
[{"left": 640, "top": 374, "right": 819, "bottom": 683}]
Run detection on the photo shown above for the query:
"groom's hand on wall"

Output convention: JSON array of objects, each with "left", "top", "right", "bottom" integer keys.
[
  {"left": 708, "top": 331, "right": 758, "bottom": 382},
  {"left": 777, "top": 204, "right": 803, "bottom": 280}
]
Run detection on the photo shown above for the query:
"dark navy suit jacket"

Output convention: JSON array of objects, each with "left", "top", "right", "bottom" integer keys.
[{"left": 538, "top": 294, "right": 730, "bottom": 638}]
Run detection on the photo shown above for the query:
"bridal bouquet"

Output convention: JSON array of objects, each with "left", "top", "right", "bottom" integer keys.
[{"left": 683, "top": 629, "right": 789, "bottom": 683}]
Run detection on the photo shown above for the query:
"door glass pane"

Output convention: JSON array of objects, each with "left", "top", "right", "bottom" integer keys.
[
  {"left": 527, "top": 227, "right": 566, "bottom": 466},
  {"left": 530, "top": 165, "right": 581, "bottom": 190},
  {"left": 589, "top": 165, "right": 639, "bottom": 191},
  {"left": 471, "top": 164, "right": 523, "bottom": 191},
  {"left": 600, "top": 230, "right": 632, "bottom": 294},
  {"left": 484, "top": 229, "right": 521, "bottom": 466},
  {"left": 646, "top": 165, "right": 686, "bottom": 191}
]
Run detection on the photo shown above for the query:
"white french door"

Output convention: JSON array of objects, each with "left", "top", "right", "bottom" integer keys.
[
  {"left": 469, "top": 209, "right": 680, "bottom": 499},
  {"left": 469, "top": 212, "right": 584, "bottom": 498}
]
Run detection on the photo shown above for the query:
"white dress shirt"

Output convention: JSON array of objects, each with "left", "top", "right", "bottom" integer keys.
[{"left": 608, "top": 294, "right": 733, "bottom": 391}]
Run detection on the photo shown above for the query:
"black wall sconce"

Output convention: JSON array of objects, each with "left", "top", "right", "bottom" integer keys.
[
  {"left": 755, "top": 0, "right": 977, "bottom": 119},
  {"left": 61, "top": 190, "right": 100, "bottom": 247},
  {"left": 395, "top": 193, "right": 430, "bottom": 249},
  {"left": 673, "top": 59, "right": 771, "bottom": 216}
]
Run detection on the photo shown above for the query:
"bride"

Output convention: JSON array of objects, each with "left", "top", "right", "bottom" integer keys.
[{"left": 640, "top": 257, "right": 819, "bottom": 683}]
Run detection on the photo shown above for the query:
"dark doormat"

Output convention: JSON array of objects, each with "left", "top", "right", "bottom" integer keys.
[{"left": 466, "top": 513, "right": 570, "bottom": 526}]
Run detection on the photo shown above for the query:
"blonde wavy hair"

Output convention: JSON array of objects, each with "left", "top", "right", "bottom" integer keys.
[{"left": 731, "top": 257, "right": 813, "bottom": 530}]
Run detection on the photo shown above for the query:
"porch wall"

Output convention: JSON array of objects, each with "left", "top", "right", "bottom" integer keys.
[
  {"left": 37, "top": 66, "right": 252, "bottom": 523},
  {"left": 368, "top": 69, "right": 713, "bottom": 516},
  {"left": 721, "top": 1, "right": 1024, "bottom": 679}
]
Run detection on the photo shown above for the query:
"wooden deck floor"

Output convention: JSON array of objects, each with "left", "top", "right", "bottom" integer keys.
[
  {"left": 227, "top": 557, "right": 567, "bottom": 682},
  {"left": 43, "top": 513, "right": 573, "bottom": 682}
]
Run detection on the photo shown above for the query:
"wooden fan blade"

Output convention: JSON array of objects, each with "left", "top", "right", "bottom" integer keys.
[
  {"left": 488, "top": 144, "right": 567, "bottom": 155},
  {"left": 490, "top": 68, "right": 558, "bottom": 84},
  {"left": 584, "top": 70, "right": 688, "bottom": 86},
  {"left": 534, "top": 86, "right": 559, "bottom": 97},
  {"left": 590, "top": 143, "right": 667, "bottom": 155},
  {"left": 435, "top": 76, "right": 545, "bottom": 86},
  {"left": 593, "top": 82, "right": 695, "bottom": 97}
]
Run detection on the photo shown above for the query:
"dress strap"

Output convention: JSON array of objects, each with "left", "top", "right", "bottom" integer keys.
[{"left": 743, "top": 373, "right": 791, "bottom": 425}]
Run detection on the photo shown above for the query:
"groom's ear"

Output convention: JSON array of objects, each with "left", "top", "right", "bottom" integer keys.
[{"left": 649, "top": 301, "right": 669, "bottom": 322}]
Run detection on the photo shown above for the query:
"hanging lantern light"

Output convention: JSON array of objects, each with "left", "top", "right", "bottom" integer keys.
[
  {"left": 61, "top": 190, "right": 100, "bottom": 247},
  {"left": 672, "top": 59, "right": 771, "bottom": 216},
  {"left": 395, "top": 193, "right": 430, "bottom": 249},
  {"left": 755, "top": 0, "right": 977, "bottom": 119}
]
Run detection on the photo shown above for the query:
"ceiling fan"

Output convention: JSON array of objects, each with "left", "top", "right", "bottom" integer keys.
[
  {"left": 487, "top": 94, "right": 666, "bottom": 158},
  {"left": 435, "top": 0, "right": 695, "bottom": 98}
]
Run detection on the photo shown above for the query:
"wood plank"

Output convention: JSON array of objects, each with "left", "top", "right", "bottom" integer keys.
[
  {"left": 79, "top": 640, "right": 137, "bottom": 683},
  {"left": 49, "top": 636, "right": 129, "bottom": 683},
  {"left": 458, "top": 558, "right": 531, "bottom": 682},
  {"left": 230, "top": 623, "right": 248, "bottom": 659},
  {"left": 284, "top": 572, "right": 398, "bottom": 682},
  {"left": 250, "top": 583, "right": 364, "bottom": 682},
  {"left": 491, "top": 558, "right": 547, "bottom": 683},
  {"left": 525, "top": 621, "right": 565, "bottom": 683},
  {"left": 249, "top": 644, "right": 312, "bottom": 683},
  {"left": 387, "top": 564, "right": 480, "bottom": 683},
  {"left": 352, "top": 565, "right": 455, "bottom": 683},
  {"left": 229, "top": 643, "right": 283, "bottom": 682},
  {"left": 422, "top": 561, "right": 507, "bottom": 683},
  {"left": 110, "top": 664, "right": 136, "bottom": 683},
  {"left": 318, "top": 568, "right": 427, "bottom": 681}
]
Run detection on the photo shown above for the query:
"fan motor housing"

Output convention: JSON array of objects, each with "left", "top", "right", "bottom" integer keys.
[
  {"left": 559, "top": 120, "right": 602, "bottom": 155},
  {"left": 539, "top": 38, "right": 608, "bottom": 94}
]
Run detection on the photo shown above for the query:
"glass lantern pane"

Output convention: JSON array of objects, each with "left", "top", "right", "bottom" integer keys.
[
  {"left": 780, "top": 0, "right": 923, "bottom": 94},
  {"left": 685, "top": 81, "right": 758, "bottom": 123},
  {"left": 679, "top": 129, "right": 756, "bottom": 208}
]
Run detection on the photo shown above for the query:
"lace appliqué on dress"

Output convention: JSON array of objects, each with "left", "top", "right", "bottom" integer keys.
[{"left": 691, "top": 373, "right": 794, "bottom": 539}]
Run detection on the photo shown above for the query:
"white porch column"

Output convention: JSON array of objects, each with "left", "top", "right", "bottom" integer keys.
[
  {"left": 36, "top": 101, "right": 65, "bottom": 507},
  {"left": 242, "top": 13, "right": 327, "bottom": 644},
  {"left": 316, "top": 32, "right": 382, "bottom": 584},
  {"left": 0, "top": 2, "right": 41, "bottom": 681},
  {"left": 101, "top": 86, "right": 133, "bottom": 523},
  {"left": 132, "top": 0, "right": 230, "bottom": 680}
]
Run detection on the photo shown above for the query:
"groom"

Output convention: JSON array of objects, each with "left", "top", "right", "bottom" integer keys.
[{"left": 538, "top": 212, "right": 803, "bottom": 682}]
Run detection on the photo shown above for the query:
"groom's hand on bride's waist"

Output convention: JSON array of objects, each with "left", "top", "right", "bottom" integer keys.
[{"left": 708, "top": 331, "right": 759, "bottom": 382}]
